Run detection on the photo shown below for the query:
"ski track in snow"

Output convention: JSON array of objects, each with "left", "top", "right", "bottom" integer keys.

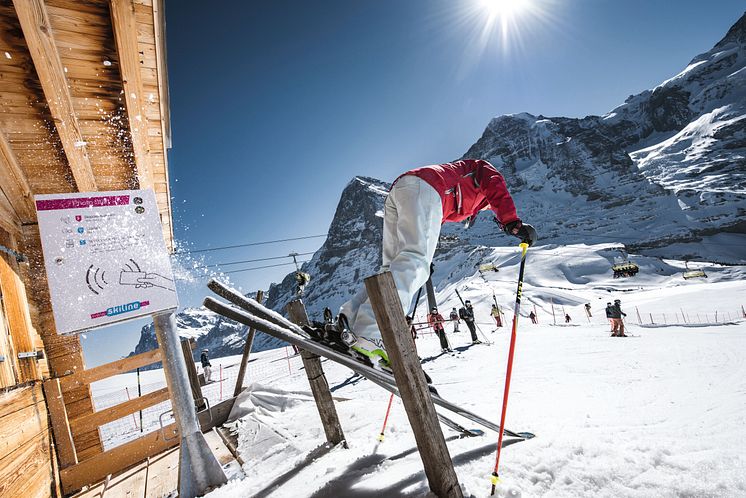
[{"left": 200, "top": 266, "right": 746, "bottom": 498}]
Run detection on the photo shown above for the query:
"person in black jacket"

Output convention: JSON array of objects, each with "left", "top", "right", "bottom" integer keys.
[
  {"left": 200, "top": 348, "right": 213, "bottom": 382},
  {"left": 608, "top": 299, "right": 627, "bottom": 337},
  {"left": 458, "top": 300, "right": 481, "bottom": 344}
]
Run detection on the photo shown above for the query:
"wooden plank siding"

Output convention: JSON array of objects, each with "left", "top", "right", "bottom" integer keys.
[
  {"left": 0, "top": 384, "right": 56, "bottom": 498},
  {"left": 18, "top": 225, "right": 104, "bottom": 461}
]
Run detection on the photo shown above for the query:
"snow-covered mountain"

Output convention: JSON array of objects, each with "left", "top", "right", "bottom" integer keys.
[
  {"left": 132, "top": 14, "right": 746, "bottom": 356},
  {"left": 456, "top": 12, "right": 746, "bottom": 252},
  {"left": 266, "top": 13, "right": 746, "bottom": 321}
]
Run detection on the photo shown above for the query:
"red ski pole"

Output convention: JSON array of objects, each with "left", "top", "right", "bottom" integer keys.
[
  {"left": 490, "top": 242, "right": 529, "bottom": 495},
  {"left": 378, "top": 393, "right": 395, "bottom": 442}
]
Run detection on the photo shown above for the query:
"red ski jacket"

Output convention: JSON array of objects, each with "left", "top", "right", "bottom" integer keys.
[
  {"left": 396, "top": 159, "right": 519, "bottom": 225},
  {"left": 428, "top": 312, "right": 446, "bottom": 331}
]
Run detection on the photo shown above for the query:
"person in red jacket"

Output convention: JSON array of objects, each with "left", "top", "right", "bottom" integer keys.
[
  {"left": 427, "top": 307, "right": 451, "bottom": 353},
  {"left": 342, "top": 160, "right": 536, "bottom": 365}
]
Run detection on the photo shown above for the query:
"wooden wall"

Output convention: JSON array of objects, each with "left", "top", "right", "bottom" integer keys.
[
  {"left": 19, "top": 225, "right": 103, "bottom": 461},
  {"left": 0, "top": 384, "right": 58, "bottom": 497}
]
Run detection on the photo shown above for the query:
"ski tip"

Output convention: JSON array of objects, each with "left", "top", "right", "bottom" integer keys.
[
  {"left": 466, "top": 429, "right": 485, "bottom": 437},
  {"left": 516, "top": 431, "right": 536, "bottom": 440}
]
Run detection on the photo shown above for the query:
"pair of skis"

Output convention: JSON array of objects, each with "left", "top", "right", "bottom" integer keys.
[{"left": 204, "top": 279, "right": 534, "bottom": 441}]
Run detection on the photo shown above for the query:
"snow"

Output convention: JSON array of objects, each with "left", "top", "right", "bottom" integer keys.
[{"left": 196, "top": 244, "right": 746, "bottom": 498}]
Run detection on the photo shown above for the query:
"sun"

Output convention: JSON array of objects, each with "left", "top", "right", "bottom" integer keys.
[{"left": 479, "top": 0, "right": 531, "bottom": 20}]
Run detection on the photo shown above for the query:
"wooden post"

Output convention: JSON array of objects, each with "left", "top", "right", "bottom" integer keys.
[
  {"left": 365, "top": 272, "right": 463, "bottom": 498},
  {"left": 42, "top": 378, "right": 78, "bottom": 468},
  {"left": 234, "top": 290, "right": 263, "bottom": 397},
  {"left": 180, "top": 338, "right": 205, "bottom": 411},
  {"left": 286, "top": 300, "right": 347, "bottom": 447}
]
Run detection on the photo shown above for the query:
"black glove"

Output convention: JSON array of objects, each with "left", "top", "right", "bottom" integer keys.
[{"left": 503, "top": 220, "right": 537, "bottom": 247}]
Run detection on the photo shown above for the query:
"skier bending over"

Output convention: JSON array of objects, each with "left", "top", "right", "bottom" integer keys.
[{"left": 340, "top": 159, "right": 536, "bottom": 365}]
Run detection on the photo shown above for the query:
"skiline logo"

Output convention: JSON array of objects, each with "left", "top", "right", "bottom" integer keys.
[{"left": 91, "top": 300, "right": 150, "bottom": 319}]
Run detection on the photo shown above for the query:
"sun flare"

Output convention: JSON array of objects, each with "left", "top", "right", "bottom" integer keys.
[{"left": 479, "top": 0, "right": 531, "bottom": 20}]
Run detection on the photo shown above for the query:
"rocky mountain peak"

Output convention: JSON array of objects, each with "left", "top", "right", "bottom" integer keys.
[{"left": 713, "top": 11, "right": 746, "bottom": 50}]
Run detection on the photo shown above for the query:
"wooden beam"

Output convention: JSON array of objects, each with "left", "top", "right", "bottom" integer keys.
[
  {"left": 68, "top": 386, "right": 169, "bottom": 435},
  {"left": 42, "top": 378, "right": 77, "bottom": 468},
  {"left": 233, "top": 290, "right": 263, "bottom": 397},
  {"left": 60, "top": 417, "right": 178, "bottom": 495},
  {"left": 181, "top": 338, "right": 205, "bottom": 411},
  {"left": 365, "top": 272, "right": 463, "bottom": 498},
  {"left": 109, "top": 0, "right": 154, "bottom": 190},
  {"left": 0, "top": 132, "right": 35, "bottom": 222},
  {"left": 58, "top": 348, "right": 162, "bottom": 393},
  {"left": 287, "top": 300, "right": 347, "bottom": 447},
  {"left": 12, "top": 0, "right": 98, "bottom": 193}
]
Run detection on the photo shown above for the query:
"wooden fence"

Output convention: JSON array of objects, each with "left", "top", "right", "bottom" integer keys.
[{"left": 43, "top": 338, "right": 229, "bottom": 495}]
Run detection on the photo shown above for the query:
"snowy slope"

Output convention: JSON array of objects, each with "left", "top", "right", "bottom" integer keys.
[{"left": 205, "top": 242, "right": 746, "bottom": 497}]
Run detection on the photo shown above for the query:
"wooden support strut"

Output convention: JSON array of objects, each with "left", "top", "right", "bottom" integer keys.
[
  {"left": 109, "top": 0, "right": 155, "bottom": 191},
  {"left": 365, "top": 272, "right": 463, "bottom": 498},
  {"left": 286, "top": 300, "right": 347, "bottom": 448},
  {"left": 12, "top": 0, "right": 98, "bottom": 193},
  {"left": 181, "top": 338, "right": 205, "bottom": 411},
  {"left": 233, "top": 290, "right": 263, "bottom": 397}
]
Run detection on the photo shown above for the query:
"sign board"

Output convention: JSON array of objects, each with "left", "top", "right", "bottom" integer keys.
[{"left": 35, "top": 190, "right": 178, "bottom": 335}]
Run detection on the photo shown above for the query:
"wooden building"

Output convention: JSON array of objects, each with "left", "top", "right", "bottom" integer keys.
[{"left": 0, "top": 0, "right": 172, "bottom": 495}]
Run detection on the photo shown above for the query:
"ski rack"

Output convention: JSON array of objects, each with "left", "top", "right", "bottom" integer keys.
[{"left": 206, "top": 277, "right": 535, "bottom": 498}]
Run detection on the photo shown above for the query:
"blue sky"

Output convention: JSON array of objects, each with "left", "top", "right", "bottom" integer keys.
[{"left": 81, "top": 1, "right": 746, "bottom": 365}]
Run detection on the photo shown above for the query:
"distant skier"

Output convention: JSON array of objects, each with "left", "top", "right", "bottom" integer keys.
[
  {"left": 406, "top": 315, "right": 417, "bottom": 340},
  {"left": 428, "top": 307, "right": 451, "bottom": 352},
  {"left": 459, "top": 300, "right": 481, "bottom": 344},
  {"left": 608, "top": 299, "right": 627, "bottom": 337},
  {"left": 565, "top": 313, "right": 571, "bottom": 324},
  {"left": 491, "top": 303, "right": 503, "bottom": 328},
  {"left": 605, "top": 302, "right": 614, "bottom": 332},
  {"left": 200, "top": 348, "right": 213, "bottom": 383},
  {"left": 529, "top": 311, "right": 537, "bottom": 324},
  {"left": 449, "top": 307, "right": 460, "bottom": 333},
  {"left": 339, "top": 160, "right": 535, "bottom": 365},
  {"left": 584, "top": 303, "right": 592, "bottom": 318}
]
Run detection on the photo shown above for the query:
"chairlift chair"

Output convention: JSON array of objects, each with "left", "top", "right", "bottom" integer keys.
[
  {"left": 611, "top": 247, "right": 639, "bottom": 278},
  {"left": 683, "top": 261, "right": 707, "bottom": 280},
  {"left": 478, "top": 262, "right": 499, "bottom": 273}
]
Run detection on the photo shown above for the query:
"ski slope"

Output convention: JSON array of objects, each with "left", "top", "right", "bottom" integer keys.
[{"left": 203, "top": 245, "right": 746, "bottom": 498}]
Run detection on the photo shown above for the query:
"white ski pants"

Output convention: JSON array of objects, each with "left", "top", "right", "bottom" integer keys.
[{"left": 340, "top": 175, "right": 442, "bottom": 340}]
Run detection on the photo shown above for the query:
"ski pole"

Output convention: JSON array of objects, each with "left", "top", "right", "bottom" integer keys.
[
  {"left": 378, "top": 393, "right": 395, "bottom": 442},
  {"left": 490, "top": 242, "right": 529, "bottom": 495}
]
